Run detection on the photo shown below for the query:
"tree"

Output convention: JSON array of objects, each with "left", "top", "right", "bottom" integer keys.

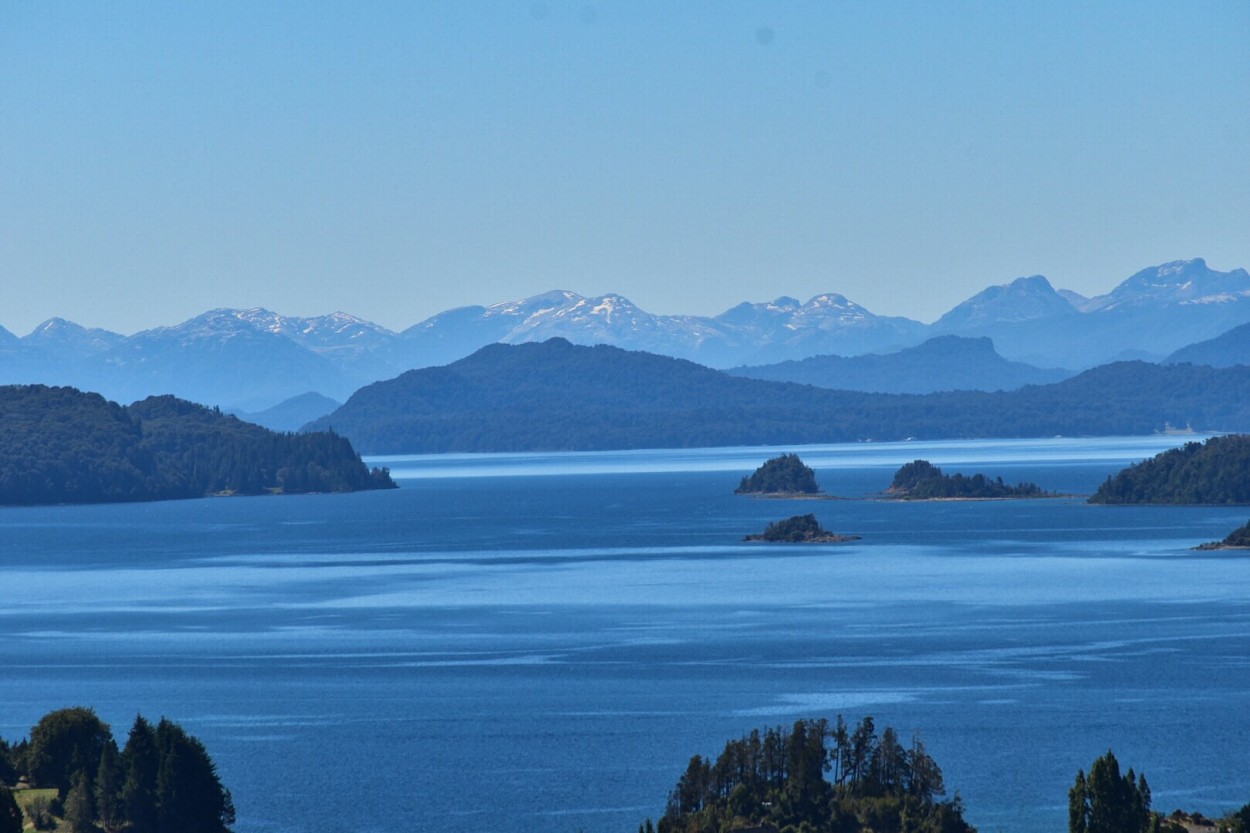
[
  {"left": 27, "top": 707, "right": 112, "bottom": 795},
  {"left": 120, "top": 716, "right": 159, "bottom": 833},
  {"left": 1229, "top": 801, "right": 1250, "bottom": 833},
  {"left": 1069, "top": 751, "right": 1152, "bottom": 833},
  {"left": 95, "top": 739, "right": 124, "bottom": 833},
  {"left": 0, "top": 788, "right": 22, "bottom": 833},
  {"left": 155, "top": 719, "right": 235, "bottom": 833},
  {"left": 1070, "top": 770, "right": 1088, "bottom": 833},
  {"left": 63, "top": 769, "right": 96, "bottom": 833}
]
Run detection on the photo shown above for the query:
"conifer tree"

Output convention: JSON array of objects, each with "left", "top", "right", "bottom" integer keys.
[
  {"left": 121, "top": 716, "right": 159, "bottom": 833},
  {"left": 96, "top": 739, "right": 124, "bottom": 832},
  {"left": 63, "top": 770, "right": 96, "bottom": 833},
  {"left": 0, "top": 788, "right": 21, "bottom": 833}
]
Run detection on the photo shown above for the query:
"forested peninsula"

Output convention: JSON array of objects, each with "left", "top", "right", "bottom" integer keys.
[
  {"left": 0, "top": 385, "right": 394, "bottom": 505},
  {"left": 1197, "top": 518, "right": 1250, "bottom": 550},
  {"left": 1090, "top": 434, "right": 1250, "bottom": 504}
]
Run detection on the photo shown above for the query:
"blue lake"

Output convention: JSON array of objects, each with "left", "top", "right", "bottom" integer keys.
[{"left": 2, "top": 436, "right": 1249, "bottom": 833}]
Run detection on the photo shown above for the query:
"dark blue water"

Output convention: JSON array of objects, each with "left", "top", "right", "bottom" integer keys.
[{"left": 2, "top": 437, "right": 1248, "bottom": 833}]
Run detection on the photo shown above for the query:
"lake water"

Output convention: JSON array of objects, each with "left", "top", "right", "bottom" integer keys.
[{"left": 2, "top": 436, "right": 1249, "bottom": 833}]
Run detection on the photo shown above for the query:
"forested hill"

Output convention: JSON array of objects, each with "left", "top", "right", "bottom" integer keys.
[
  {"left": 0, "top": 385, "right": 394, "bottom": 505},
  {"left": 1090, "top": 434, "right": 1250, "bottom": 504},
  {"left": 306, "top": 339, "right": 1250, "bottom": 454}
]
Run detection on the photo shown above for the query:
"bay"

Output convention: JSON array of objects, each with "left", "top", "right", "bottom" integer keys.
[{"left": 1, "top": 436, "right": 1249, "bottom": 833}]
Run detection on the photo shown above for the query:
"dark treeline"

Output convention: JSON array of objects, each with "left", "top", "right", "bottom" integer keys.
[
  {"left": 1090, "top": 434, "right": 1250, "bottom": 505},
  {"left": 651, "top": 716, "right": 974, "bottom": 833},
  {"left": 0, "top": 707, "right": 233, "bottom": 833},
  {"left": 0, "top": 385, "right": 395, "bottom": 505},
  {"left": 737, "top": 454, "right": 821, "bottom": 494},
  {"left": 888, "top": 460, "right": 1047, "bottom": 499}
]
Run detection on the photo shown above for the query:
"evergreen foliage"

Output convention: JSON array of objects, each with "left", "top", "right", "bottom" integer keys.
[
  {"left": 0, "top": 385, "right": 395, "bottom": 505},
  {"left": 1068, "top": 751, "right": 1152, "bottom": 833},
  {"left": 0, "top": 788, "right": 21, "bottom": 833},
  {"left": 1230, "top": 801, "right": 1250, "bottom": 833},
  {"left": 653, "top": 716, "right": 974, "bottom": 833},
  {"left": 737, "top": 454, "right": 821, "bottom": 494},
  {"left": 120, "top": 716, "right": 160, "bottom": 833},
  {"left": 2, "top": 709, "right": 233, "bottom": 833},
  {"left": 1091, "top": 434, "right": 1250, "bottom": 504},
  {"left": 889, "top": 460, "right": 1046, "bottom": 499}
]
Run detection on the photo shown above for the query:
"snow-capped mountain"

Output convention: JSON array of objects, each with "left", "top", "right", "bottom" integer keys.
[
  {"left": 1084, "top": 258, "right": 1250, "bottom": 311},
  {"left": 925, "top": 260, "right": 1250, "bottom": 367},
  {"left": 232, "top": 308, "right": 398, "bottom": 351},
  {"left": 402, "top": 290, "right": 920, "bottom": 367},
  {"left": 23, "top": 318, "right": 125, "bottom": 359},
  {"left": 83, "top": 310, "right": 356, "bottom": 411},
  {"left": 933, "top": 276, "right": 1080, "bottom": 330}
]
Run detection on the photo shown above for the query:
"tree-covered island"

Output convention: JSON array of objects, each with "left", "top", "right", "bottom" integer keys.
[
  {"left": 737, "top": 454, "right": 823, "bottom": 496},
  {"left": 886, "top": 460, "right": 1048, "bottom": 500},
  {"left": 0, "top": 385, "right": 395, "bottom": 505},
  {"left": 744, "top": 514, "right": 859, "bottom": 543},
  {"left": 1090, "top": 434, "right": 1250, "bottom": 505}
]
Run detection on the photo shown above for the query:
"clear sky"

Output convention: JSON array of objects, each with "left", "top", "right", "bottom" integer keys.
[{"left": 3, "top": 1, "right": 1247, "bottom": 335}]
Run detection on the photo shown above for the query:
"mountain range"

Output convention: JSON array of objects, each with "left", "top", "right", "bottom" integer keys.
[{"left": 2, "top": 258, "right": 1247, "bottom": 411}]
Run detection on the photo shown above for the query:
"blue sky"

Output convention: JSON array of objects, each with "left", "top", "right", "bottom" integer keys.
[{"left": 3, "top": 1, "right": 1247, "bottom": 335}]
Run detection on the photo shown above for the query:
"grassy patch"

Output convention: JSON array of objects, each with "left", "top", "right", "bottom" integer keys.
[{"left": 12, "top": 788, "right": 60, "bottom": 832}]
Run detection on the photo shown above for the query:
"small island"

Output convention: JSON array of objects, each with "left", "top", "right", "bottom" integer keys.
[
  {"left": 744, "top": 513, "right": 859, "bottom": 543},
  {"left": 1195, "top": 518, "right": 1250, "bottom": 550},
  {"left": 886, "top": 459, "right": 1048, "bottom": 500},
  {"left": 1090, "top": 434, "right": 1250, "bottom": 504},
  {"left": 736, "top": 453, "right": 823, "bottom": 496}
]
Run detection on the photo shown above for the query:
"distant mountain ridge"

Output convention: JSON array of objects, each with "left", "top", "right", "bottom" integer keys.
[
  {"left": 306, "top": 338, "right": 1250, "bottom": 454},
  {"left": 1166, "top": 322, "right": 1250, "bottom": 368},
  {"left": 727, "top": 335, "right": 1073, "bottom": 393},
  {"left": 2, "top": 258, "right": 1247, "bottom": 411}
]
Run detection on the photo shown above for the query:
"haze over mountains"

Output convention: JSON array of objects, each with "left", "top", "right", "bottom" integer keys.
[{"left": 3, "top": 258, "right": 1247, "bottom": 411}]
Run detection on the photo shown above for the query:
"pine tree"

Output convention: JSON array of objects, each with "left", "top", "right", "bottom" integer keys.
[
  {"left": 95, "top": 739, "right": 124, "bottom": 832},
  {"left": 63, "top": 769, "right": 96, "bottom": 833},
  {"left": 120, "top": 716, "right": 159, "bottom": 833},
  {"left": 1071, "top": 751, "right": 1152, "bottom": 833},
  {"left": 155, "top": 719, "right": 234, "bottom": 833},
  {"left": 0, "top": 788, "right": 22, "bottom": 833}
]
